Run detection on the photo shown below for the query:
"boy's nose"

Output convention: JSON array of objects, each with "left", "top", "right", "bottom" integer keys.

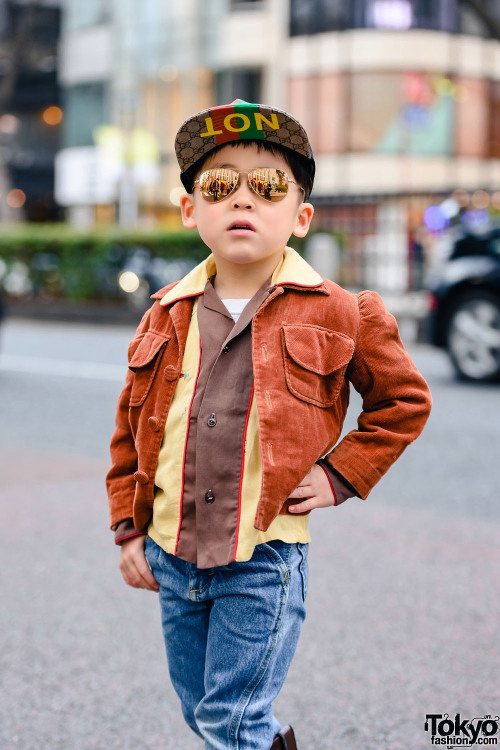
[{"left": 230, "top": 178, "right": 255, "bottom": 209}]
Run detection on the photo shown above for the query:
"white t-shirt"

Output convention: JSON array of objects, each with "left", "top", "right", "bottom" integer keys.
[{"left": 222, "top": 298, "right": 251, "bottom": 323}]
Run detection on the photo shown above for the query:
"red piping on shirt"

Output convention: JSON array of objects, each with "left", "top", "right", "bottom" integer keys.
[
  {"left": 115, "top": 531, "right": 146, "bottom": 545},
  {"left": 233, "top": 384, "right": 255, "bottom": 561},
  {"left": 174, "top": 336, "right": 203, "bottom": 555},
  {"left": 318, "top": 462, "right": 337, "bottom": 506}
]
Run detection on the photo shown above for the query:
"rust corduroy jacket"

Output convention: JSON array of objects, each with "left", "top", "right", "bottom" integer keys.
[{"left": 106, "top": 249, "right": 432, "bottom": 534}]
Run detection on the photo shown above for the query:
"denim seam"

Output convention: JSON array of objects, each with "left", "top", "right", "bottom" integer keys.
[
  {"left": 227, "top": 573, "right": 290, "bottom": 749},
  {"left": 297, "top": 544, "right": 309, "bottom": 602},
  {"left": 259, "top": 543, "right": 292, "bottom": 583}
]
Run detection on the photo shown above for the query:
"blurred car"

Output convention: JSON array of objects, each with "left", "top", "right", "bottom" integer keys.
[
  {"left": 115, "top": 247, "right": 198, "bottom": 308},
  {"left": 426, "top": 227, "right": 500, "bottom": 382},
  {"left": 96, "top": 245, "right": 198, "bottom": 309}
]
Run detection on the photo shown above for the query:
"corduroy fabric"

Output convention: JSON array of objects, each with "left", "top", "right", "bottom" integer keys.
[{"left": 106, "top": 248, "right": 432, "bottom": 534}]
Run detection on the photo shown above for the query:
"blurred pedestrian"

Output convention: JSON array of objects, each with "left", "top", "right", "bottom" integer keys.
[{"left": 106, "top": 99, "right": 432, "bottom": 750}]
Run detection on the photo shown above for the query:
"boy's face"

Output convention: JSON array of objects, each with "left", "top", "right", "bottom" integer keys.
[{"left": 180, "top": 143, "right": 314, "bottom": 276}]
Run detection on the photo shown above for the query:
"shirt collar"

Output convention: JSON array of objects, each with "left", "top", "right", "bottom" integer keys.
[{"left": 157, "top": 246, "right": 325, "bottom": 307}]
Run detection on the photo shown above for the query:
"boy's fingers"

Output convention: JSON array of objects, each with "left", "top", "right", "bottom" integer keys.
[
  {"left": 288, "top": 483, "right": 313, "bottom": 499},
  {"left": 129, "top": 556, "right": 159, "bottom": 591},
  {"left": 136, "top": 560, "right": 159, "bottom": 591},
  {"left": 124, "top": 563, "right": 157, "bottom": 591},
  {"left": 288, "top": 497, "right": 316, "bottom": 513},
  {"left": 120, "top": 543, "right": 159, "bottom": 591}
]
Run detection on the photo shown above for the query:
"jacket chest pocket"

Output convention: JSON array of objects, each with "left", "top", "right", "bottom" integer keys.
[
  {"left": 281, "top": 324, "right": 354, "bottom": 407},
  {"left": 128, "top": 331, "right": 171, "bottom": 406}
]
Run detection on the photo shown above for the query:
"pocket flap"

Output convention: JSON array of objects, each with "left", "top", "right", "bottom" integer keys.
[
  {"left": 282, "top": 325, "right": 354, "bottom": 375},
  {"left": 129, "top": 332, "right": 170, "bottom": 370}
]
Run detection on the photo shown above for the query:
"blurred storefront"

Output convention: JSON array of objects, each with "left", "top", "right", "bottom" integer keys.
[
  {"left": 54, "top": 0, "right": 500, "bottom": 291},
  {"left": 56, "top": 0, "right": 222, "bottom": 228},
  {"left": 0, "top": 0, "right": 62, "bottom": 222}
]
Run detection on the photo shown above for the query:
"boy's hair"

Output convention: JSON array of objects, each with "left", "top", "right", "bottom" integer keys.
[{"left": 182, "top": 140, "right": 314, "bottom": 201}]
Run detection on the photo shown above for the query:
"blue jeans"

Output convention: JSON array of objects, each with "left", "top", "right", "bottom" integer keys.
[{"left": 145, "top": 536, "right": 309, "bottom": 750}]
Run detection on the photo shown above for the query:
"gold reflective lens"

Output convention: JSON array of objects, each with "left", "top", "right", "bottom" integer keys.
[
  {"left": 247, "top": 168, "right": 290, "bottom": 202},
  {"left": 197, "top": 167, "right": 293, "bottom": 203},
  {"left": 199, "top": 168, "right": 240, "bottom": 202}
]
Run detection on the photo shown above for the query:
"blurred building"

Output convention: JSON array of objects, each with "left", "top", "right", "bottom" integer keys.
[
  {"left": 56, "top": 0, "right": 222, "bottom": 228},
  {"left": 0, "top": 0, "right": 62, "bottom": 222},
  {"left": 56, "top": 0, "right": 500, "bottom": 290},
  {"left": 220, "top": 0, "right": 500, "bottom": 290}
]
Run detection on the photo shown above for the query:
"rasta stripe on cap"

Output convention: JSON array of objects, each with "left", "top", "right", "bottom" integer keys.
[
  {"left": 175, "top": 99, "right": 314, "bottom": 188},
  {"left": 205, "top": 101, "right": 268, "bottom": 145}
]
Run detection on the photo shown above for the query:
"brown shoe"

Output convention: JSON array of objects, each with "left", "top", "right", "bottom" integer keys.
[{"left": 271, "top": 725, "right": 298, "bottom": 750}]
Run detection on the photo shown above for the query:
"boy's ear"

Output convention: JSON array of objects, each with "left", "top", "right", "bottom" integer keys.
[
  {"left": 180, "top": 192, "right": 197, "bottom": 229},
  {"left": 292, "top": 202, "right": 314, "bottom": 238}
]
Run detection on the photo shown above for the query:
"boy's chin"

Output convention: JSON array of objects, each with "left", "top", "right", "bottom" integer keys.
[{"left": 215, "top": 248, "right": 284, "bottom": 267}]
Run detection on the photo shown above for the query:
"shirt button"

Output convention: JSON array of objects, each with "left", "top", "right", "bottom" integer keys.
[
  {"left": 222, "top": 345, "right": 231, "bottom": 353},
  {"left": 205, "top": 490, "right": 215, "bottom": 504},
  {"left": 207, "top": 413, "right": 217, "bottom": 427}
]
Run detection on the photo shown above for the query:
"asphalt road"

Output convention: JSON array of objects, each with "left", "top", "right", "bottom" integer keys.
[{"left": 0, "top": 317, "right": 499, "bottom": 750}]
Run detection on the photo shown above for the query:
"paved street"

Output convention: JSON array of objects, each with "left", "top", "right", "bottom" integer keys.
[{"left": 0, "top": 317, "right": 499, "bottom": 750}]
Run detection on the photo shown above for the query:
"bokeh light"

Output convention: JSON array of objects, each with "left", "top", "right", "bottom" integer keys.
[
  {"left": 423, "top": 205, "right": 449, "bottom": 233},
  {"left": 42, "top": 106, "right": 63, "bottom": 125},
  {"left": 6, "top": 189, "right": 26, "bottom": 208},
  {"left": 0, "top": 114, "right": 20, "bottom": 134},
  {"left": 471, "top": 189, "right": 490, "bottom": 209},
  {"left": 118, "top": 271, "right": 141, "bottom": 293},
  {"left": 169, "top": 187, "right": 185, "bottom": 206},
  {"left": 451, "top": 189, "right": 470, "bottom": 208},
  {"left": 461, "top": 209, "right": 490, "bottom": 229}
]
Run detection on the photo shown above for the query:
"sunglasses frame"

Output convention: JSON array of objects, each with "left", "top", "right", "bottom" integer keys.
[{"left": 193, "top": 167, "right": 303, "bottom": 203}]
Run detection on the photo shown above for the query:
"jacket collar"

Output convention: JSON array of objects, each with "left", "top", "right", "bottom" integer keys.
[{"left": 156, "top": 246, "right": 326, "bottom": 307}]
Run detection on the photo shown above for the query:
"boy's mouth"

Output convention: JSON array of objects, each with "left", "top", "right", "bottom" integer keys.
[{"left": 227, "top": 221, "right": 255, "bottom": 233}]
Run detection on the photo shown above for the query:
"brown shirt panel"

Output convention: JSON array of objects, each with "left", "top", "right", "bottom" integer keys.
[{"left": 175, "top": 278, "right": 272, "bottom": 568}]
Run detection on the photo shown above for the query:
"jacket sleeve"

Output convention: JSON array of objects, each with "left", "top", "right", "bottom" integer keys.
[
  {"left": 323, "top": 290, "right": 432, "bottom": 499},
  {"left": 106, "top": 309, "right": 152, "bottom": 530}
]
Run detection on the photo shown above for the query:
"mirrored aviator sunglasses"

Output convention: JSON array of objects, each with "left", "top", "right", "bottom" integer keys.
[{"left": 194, "top": 167, "right": 301, "bottom": 203}]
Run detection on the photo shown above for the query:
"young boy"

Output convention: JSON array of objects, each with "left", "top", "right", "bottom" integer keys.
[{"left": 106, "top": 100, "right": 432, "bottom": 750}]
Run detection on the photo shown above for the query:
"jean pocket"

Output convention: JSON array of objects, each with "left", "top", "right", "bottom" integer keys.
[
  {"left": 260, "top": 541, "right": 293, "bottom": 584},
  {"left": 297, "top": 543, "right": 309, "bottom": 602}
]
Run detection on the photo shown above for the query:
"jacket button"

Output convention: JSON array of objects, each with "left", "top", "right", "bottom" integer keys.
[
  {"left": 207, "top": 413, "right": 217, "bottom": 427},
  {"left": 148, "top": 416, "right": 160, "bottom": 431},
  {"left": 222, "top": 345, "right": 231, "bottom": 353},
  {"left": 205, "top": 490, "right": 215, "bottom": 504},
  {"left": 164, "top": 365, "right": 178, "bottom": 381},
  {"left": 133, "top": 470, "right": 149, "bottom": 485}
]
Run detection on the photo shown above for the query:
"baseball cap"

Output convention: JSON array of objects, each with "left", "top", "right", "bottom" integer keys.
[{"left": 175, "top": 99, "right": 315, "bottom": 192}]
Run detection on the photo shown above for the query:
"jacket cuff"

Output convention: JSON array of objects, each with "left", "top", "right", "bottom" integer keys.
[
  {"left": 114, "top": 518, "right": 147, "bottom": 545},
  {"left": 316, "top": 460, "right": 358, "bottom": 506}
]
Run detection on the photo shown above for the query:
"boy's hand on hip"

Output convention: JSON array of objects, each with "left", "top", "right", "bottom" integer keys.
[
  {"left": 288, "top": 464, "right": 335, "bottom": 513},
  {"left": 119, "top": 535, "right": 159, "bottom": 592}
]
